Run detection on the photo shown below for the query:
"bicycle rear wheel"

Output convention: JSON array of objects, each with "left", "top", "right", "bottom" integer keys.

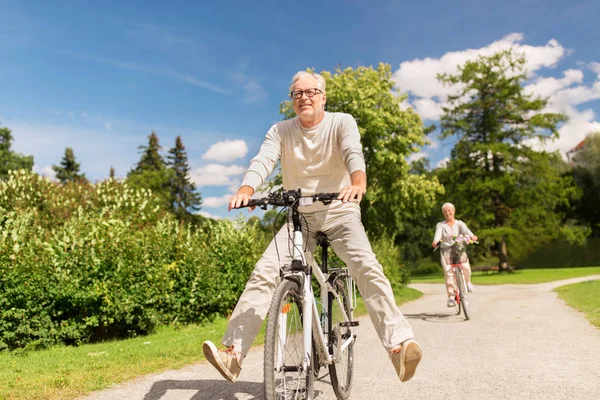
[
  {"left": 264, "top": 279, "right": 314, "bottom": 400},
  {"left": 328, "top": 274, "right": 354, "bottom": 400},
  {"left": 455, "top": 268, "right": 470, "bottom": 320}
]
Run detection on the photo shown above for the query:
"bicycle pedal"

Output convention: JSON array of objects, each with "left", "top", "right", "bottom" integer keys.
[{"left": 339, "top": 321, "right": 359, "bottom": 327}]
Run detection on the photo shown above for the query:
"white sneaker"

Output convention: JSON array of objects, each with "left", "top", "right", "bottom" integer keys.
[
  {"left": 447, "top": 297, "right": 456, "bottom": 307},
  {"left": 467, "top": 283, "right": 475, "bottom": 293}
]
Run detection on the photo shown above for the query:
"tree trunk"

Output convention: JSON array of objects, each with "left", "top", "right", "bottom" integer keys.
[{"left": 497, "top": 237, "right": 510, "bottom": 272}]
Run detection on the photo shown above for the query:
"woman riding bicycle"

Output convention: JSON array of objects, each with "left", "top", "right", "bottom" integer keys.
[
  {"left": 432, "top": 202, "right": 478, "bottom": 307},
  {"left": 202, "top": 71, "right": 422, "bottom": 385}
]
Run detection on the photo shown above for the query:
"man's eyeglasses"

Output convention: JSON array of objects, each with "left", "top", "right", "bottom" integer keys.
[{"left": 290, "top": 88, "right": 323, "bottom": 99}]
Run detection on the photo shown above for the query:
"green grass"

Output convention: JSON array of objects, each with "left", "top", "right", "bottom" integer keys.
[
  {"left": 555, "top": 280, "right": 600, "bottom": 328},
  {"left": 410, "top": 266, "right": 600, "bottom": 284},
  {"left": 0, "top": 287, "right": 420, "bottom": 400}
]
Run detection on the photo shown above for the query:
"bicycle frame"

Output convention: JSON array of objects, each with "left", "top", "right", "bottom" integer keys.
[{"left": 278, "top": 202, "right": 357, "bottom": 374}]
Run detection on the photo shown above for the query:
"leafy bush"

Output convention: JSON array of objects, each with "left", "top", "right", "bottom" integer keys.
[{"left": 0, "top": 171, "right": 267, "bottom": 351}]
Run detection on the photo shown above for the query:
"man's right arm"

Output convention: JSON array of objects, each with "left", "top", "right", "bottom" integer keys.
[{"left": 229, "top": 124, "right": 281, "bottom": 211}]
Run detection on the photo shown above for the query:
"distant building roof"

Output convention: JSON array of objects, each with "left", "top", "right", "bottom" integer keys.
[{"left": 566, "top": 139, "right": 587, "bottom": 155}]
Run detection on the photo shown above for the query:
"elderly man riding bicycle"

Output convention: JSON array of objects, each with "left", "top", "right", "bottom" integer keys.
[{"left": 203, "top": 70, "right": 422, "bottom": 386}]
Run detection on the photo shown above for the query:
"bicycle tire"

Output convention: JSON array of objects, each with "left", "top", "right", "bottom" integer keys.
[
  {"left": 453, "top": 267, "right": 461, "bottom": 315},
  {"left": 264, "top": 279, "right": 314, "bottom": 400},
  {"left": 328, "top": 274, "right": 354, "bottom": 400},
  {"left": 455, "top": 268, "right": 470, "bottom": 320}
]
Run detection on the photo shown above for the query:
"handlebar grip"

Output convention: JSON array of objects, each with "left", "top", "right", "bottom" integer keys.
[{"left": 247, "top": 198, "right": 269, "bottom": 207}]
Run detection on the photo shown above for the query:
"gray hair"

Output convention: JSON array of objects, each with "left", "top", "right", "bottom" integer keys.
[
  {"left": 289, "top": 71, "right": 326, "bottom": 93},
  {"left": 441, "top": 202, "right": 455, "bottom": 212}
]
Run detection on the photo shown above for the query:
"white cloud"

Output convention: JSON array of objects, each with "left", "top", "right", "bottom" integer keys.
[
  {"left": 232, "top": 72, "right": 267, "bottom": 104},
  {"left": 392, "top": 33, "right": 600, "bottom": 158},
  {"left": 33, "top": 165, "right": 56, "bottom": 180},
  {"left": 413, "top": 98, "right": 444, "bottom": 121},
  {"left": 65, "top": 52, "right": 231, "bottom": 94},
  {"left": 202, "top": 194, "right": 231, "bottom": 208},
  {"left": 191, "top": 163, "right": 246, "bottom": 187},
  {"left": 408, "top": 152, "right": 426, "bottom": 163},
  {"left": 542, "top": 107, "right": 600, "bottom": 154},
  {"left": 393, "top": 33, "right": 566, "bottom": 102},
  {"left": 8, "top": 120, "right": 143, "bottom": 182},
  {"left": 202, "top": 140, "right": 248, "bottom": 162},
  {"left": 436, "top": 157, "right": 450, "bottom": 169},
  {"left": 199, "top": 211, "right": 222, "bottom": 219}
]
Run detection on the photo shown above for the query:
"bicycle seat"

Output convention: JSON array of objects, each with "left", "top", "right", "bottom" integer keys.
[{"left": 316, "top": 231, "right": 329, "bottom": 246}]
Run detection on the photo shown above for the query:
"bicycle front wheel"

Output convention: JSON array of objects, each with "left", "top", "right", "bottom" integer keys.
[
  {"left": 328, "top": 275, "right": 354, "bottom": 400},
  {"left": 455, "top": 268, "right": 470, "bottom": 320},
  {"left": 264, "top": 279, "right": 314, "bottom": 400}
]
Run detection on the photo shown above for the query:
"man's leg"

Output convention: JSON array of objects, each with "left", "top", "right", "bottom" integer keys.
[
  {"left": 204, "top": 223, "right": 292, "bottom": 382},
  {"left": 222, "top": 223, "right": 293, "bottom": 356},
  {"left": 322, "top": 206, "right": 421, "bottom": 382}
]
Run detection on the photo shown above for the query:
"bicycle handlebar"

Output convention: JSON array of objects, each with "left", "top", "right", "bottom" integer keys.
[{"left": 241, "top": 190, "right": 341, "bottom": 209}]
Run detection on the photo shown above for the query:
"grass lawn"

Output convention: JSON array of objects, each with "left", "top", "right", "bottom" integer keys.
[
  {"left": 554, "top": 279, "right": 600, "bottom": 328},
  {"left": 0, "top": 287, "right": 420, "bottom": 400},
  {"left": 410, "top": 266, "right": 600, "bottom": 284}
]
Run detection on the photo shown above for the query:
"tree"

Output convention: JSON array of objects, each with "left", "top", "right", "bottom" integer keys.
[
  {"left": 571, "top": 132, "right": 600, "bottom": 236},
  {"left": 52, "top": 147, "right": 87, "bottom": 183},
  {"left": 127, "top": 132, "right": 173, "bottom": 210},
  {"left": 437, "top": 50, "right": 579, "bottom": 270},
  {"left": 0, "top": 123, "right": 34, "bottom": 179},
  {"left": 279, "top": 64, "right": 443, "bottom": 238},
  {"left": 109, "top": 166, "right": 116, "bottom": 179},
  {"left": 167, "top": 136, "right": 202, "bottom": 222}
]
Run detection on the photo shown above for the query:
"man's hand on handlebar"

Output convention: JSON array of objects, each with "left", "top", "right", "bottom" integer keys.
[
  {"left": 338, "top": 184, "right": 366, "bottom": 203},
  {"left": 228, "top": 186, "right": 255, "bottom": 211}
]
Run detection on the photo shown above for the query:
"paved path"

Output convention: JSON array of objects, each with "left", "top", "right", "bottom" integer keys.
[{"left": 81, "top": 275, "right": 600, "bottom": 400}]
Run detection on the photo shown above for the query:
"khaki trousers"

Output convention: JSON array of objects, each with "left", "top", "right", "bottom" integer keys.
[{"left": 222, "top": 204, "right": 414, "bottom": 356}]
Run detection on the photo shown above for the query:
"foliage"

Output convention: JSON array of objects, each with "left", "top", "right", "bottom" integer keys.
[
  {"left": 52, "top": 147, "right": 87, "bottom": 184},
  {"left": 167, "top": 136, "right": 202, "bottom": 223},
  {"left": 279, "top": 64, "right": 443, "bottom": 238},
  {"left": 0, "top": 123, "right": 33, "bottom": 180},
  {"left": 127, "top": 132, "right": 173, "bottom": 211},
  {"left": 570, "top": 132, "right": 600, "bottom": 236},
  {"left": 437, "top": 50, "right": 580, "bottom": 270},
  {"left": 518, "top": 237, "right": 600, "bottom": 269},
  {"left": 0, "top": 170, "right": 267, "bottom": 351}
]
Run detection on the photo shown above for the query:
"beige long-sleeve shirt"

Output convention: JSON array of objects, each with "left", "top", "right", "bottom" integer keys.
[{"left": 241, "top": 112, "right": 366, "bottom": 211}]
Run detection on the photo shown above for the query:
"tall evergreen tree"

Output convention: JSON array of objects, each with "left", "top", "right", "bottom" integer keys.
[
  {"left": 437, "top": 50, "right": 579, "bottom": 270},
  {"left": 109, "top": 166, "right": 116, "bottom": 179},
  {"left": 52, "top": 147, "right": 87, "bottom": 183},
  {"left": 167, "top": 136, "right": 202, "bottom": 222},
  {"left": 127, "top": 131, "right": 173, "bottom": 210},
  {"left": 0, "top": 123, "right": 34, "bottom": 179},
  {"left": 133, "top": 131, "right": 164, "bottom": 172}
]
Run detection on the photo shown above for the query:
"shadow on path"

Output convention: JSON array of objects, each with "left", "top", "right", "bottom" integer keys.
[
  {"left": 404, "top": 312, "right": 467, "bottom": 323},
  {"left": 144, "top": 378, "right": 326, "bottom": 400},
  {"left": 144, "top": 379, "right": 263, "bottom": 400}
]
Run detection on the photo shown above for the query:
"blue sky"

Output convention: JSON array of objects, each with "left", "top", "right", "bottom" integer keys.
[{"left": 2, "top": 0, "right": 599, "bottom": 219}]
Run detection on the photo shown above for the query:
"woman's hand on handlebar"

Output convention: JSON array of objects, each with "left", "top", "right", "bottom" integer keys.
[{"left": 228, "top": 186, "right": 255, "bottom": 211}]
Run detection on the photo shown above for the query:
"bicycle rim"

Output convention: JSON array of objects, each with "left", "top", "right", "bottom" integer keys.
[
  {"left": 328, "top": 276, "right": 354, "bottom": 400},
  {"left": 264, "top": 279, "right": 314, "bottom": 400},
  {"left": 456, "top": 270, "right": 470, "bottom": 320}
]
